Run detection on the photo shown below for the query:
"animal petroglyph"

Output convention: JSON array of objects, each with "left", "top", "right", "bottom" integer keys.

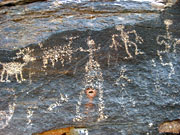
[
  {"left": 0, "top": 88, "right": 16, "bottom": 130},
  {"left": 74, "top": 37, "right": 107, "bottom": 122},
  {"left": 156, "top": 19, "right": 180, "bottom": 78},
  {"left": 110, "top": 25, "right": 144, "bottom": 59},
  {"left": 0, "top": 48, "right": 35, "bottom": 83},
  {"left": 42, "top": 37, "right": 78, "bottom": 68}
]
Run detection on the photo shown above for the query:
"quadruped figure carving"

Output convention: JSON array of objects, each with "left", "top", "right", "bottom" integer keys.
[
  {"left": 42, "top": 37, "right": 78, "bottom": 68},
  {"left": 0, "top": 48, "right": 35, "bottom": 83}
]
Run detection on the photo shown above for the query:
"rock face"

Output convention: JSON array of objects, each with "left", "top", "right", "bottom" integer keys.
[
  {"left": 0, "top": 0, "right": 180, "bottom": 135},
  {"left": 0, "top": 0, "right": 47, "bottom": 7}
]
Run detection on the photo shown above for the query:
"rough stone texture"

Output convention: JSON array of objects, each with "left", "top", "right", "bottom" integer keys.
[
  {"left": 159, "top": 119, "right": 180, "bottom": 134},
  {"left": 0, "top": 0, "right": 47, "bottom": 7},
  {"left": 0, "top": 0, "right": 177, "bottom": 49},
  {"left": 0, "top": 0, "right": 180, "bottom": 135}
]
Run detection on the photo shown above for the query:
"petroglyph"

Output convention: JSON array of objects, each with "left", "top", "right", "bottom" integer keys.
[
  {"left": 110, "top": 25, "right": 144, "bottom": 59},
  {"left": 47, "top": 93, "right": 69, "bottom": 111},
  {"left": 0, "top": 88, "right": 16, "bottom": 130},
  {"left": 115, "top": 66, "right": 135, "bottom": 114},
  {"left": 0, "top": 48, "right": 35, "bottom": 83},
  {"left": 115, "top": 65, "right": 131, "bottom": 87},
  {"left": 74, "top": 37, "right": 107, "bottom": 122},
  {"left": 156, "top": 19, "right": 180, "bottom": 78},
  {"left": 26, "top": 105, "right": 37, "bottom": 128},
  {"left": 151, "top": 59, "right": 161, "bottom": 92},
  {"left": 42, "top": 37, "right": 78, "bottom": 68}
]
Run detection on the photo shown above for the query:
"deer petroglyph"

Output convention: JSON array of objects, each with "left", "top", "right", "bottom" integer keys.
[{"left": 0, "top": 48, "right": 35, "bottom": 83}]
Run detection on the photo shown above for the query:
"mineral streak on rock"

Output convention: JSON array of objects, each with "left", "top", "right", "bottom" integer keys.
[
  {"left": 33, "top": 127, "right": 88, "bottom": 135},
  {"left": 159, "top": 119, "right": 180, "bottom": 134}
]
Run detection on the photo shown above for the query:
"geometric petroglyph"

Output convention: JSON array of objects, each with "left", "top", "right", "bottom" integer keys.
[
  {"left": 74, "top": 37, "right": 107, "bottom": 122},
  {"left": 0, "top": 88, "right": 16, "bottom": 129},
  {"left": 0, "top": 48, "right": 35, "bottom": 83},
  {"left": 157, "top": 19, "right": 180, "bottom": 78},
  {"left": 110, "top": 25, "right": 144, "bottom": 59},
  {"left": 42, "top": 37, "right": 78, "bottom": 68}
]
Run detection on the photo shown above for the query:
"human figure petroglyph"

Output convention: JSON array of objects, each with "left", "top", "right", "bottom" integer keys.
[
  {"left": 0, "top": 48, "right": 35, "bottom": 83},
  {"left": 0, "top": 88, "right": 16, "bottom": 130},
  {"left": 74, "top": 37, "right": 107, "bottom": 122},
  {"left": 111, "top": 25, "right": 144, "bottom": 59},
  {"left": 157, "top": 19, "right": 180, "bottom": 53},
  {"left": 156, "top": 19, "right": 180, "bottom": 78},
  {"left": 115, "top": 65, "right": 131, "bottom": 88},
  {"left": 42, "top": 37, "right": 78, "bottom": 68},
  {"left": 115, "top": 66, "right": 135, "bottom": 114}
]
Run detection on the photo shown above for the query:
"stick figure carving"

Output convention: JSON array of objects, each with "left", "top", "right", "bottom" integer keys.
[
  {"left": 73, "top": 37, "right": 107, "bottom": 122},
  {"left": 156, "top": 19, "right": 180, "bottom": 78},
  {"left": 0, "top": 48, "right": 35, "bottom": 83},
  {"left": 42, "top": 37, "right": 78, "bottom": 68},
  {"left": 0, "top": 88, "right": 16, "bottom": 130},
  {"left": 115, "top": 66, "right": 135, "bottom": 114},
  {"left": 110, "top": 25, "right": 144, "bottom": 59}
]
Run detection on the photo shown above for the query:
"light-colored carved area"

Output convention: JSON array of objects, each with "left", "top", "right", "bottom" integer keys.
[
  {"left": 26, "top": 105, "right": 38, "bottom": 129},
  {"left": 156, "top": 19, "right": 180, "bottom": 78},
  {"left": 115, "top": 65, "right": 131, "bottom": 87},
  {"left": 110, "top": 24, "right": 144, "bottom": 59},
  {"left": 0, "top": 48, "right": 35, "bottom": 83},
  {"left": 47, "top": 93, "right": 69, "bottom": 111},
  {"left": 0, "top": 88, "right": 16, "bottom": 130},
  {"left": 42, "top": 37, "right": 78, "bottom": 68},
  {"left": 115, "top": 65, "right": 135, "bottom": 115},
  {"left": 74, "top": 37, "right": 107, "bottom": 122},
  {"left": 151, "top": 59, "right": 161, "bottom": 92}
]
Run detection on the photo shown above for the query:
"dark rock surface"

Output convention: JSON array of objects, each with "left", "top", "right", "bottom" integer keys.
[{"left": 0, "top": 0, "right": 180, "bottom": 135}]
